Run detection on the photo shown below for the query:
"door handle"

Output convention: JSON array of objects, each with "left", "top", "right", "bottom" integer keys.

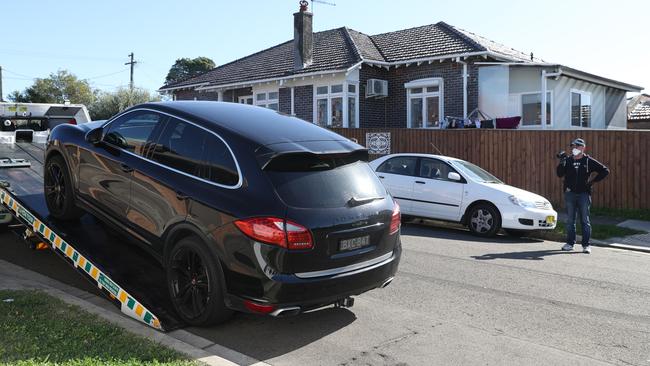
[
  {"left": 176, "top": 191, "right": 189, "bottom": 200},
  {"left": 415, "top": 181, "right": 426, "bottom": 184},
  {"left": 378, "top": 175, "right": 385, "bottom": 179},
  {"left": 120, "top": 163, "right": 133, "bottom": 173}
]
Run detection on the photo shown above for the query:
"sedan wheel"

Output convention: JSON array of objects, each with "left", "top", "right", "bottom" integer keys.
[{"left": 468, "top": 204, "right": 501, "bottom": 237}]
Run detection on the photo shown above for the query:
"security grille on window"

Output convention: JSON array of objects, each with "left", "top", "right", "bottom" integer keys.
[
  {"left": 255, "top": 91, "right": 279, "bottom": 111},
  {"left": 405, "top": 78, "right": 443, "bottom": 128},
  {"left": 571, "top": 90, "right": 591, "bottom": 127}
]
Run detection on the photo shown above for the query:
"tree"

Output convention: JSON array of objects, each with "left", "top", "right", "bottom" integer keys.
[
  {"left": 165, "top": 57, "right": 215, "bottom": 85},
  {"left": 8, "top": 70, "right": 96, "bottom": 106},
  {"left": 89, "top": 87, "right": 160, "bottom": 120}
]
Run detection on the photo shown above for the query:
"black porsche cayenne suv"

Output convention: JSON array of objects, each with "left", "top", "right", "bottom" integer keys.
[{"left": 44, "top": 101, "right": 401, "bottom": 325}]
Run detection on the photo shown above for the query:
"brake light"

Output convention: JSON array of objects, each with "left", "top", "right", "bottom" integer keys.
[
  {"left": 68, "top": 118, "right": 77, "bottom": 125},
  {"left": 234, "top": 217, "right": 313, "bottom": 250},
  {"left": 389, "top": 201, "right": 401, "bottom": 235},
  {"left": 244, "top": 300, "right": 276, "bottom": 314}
]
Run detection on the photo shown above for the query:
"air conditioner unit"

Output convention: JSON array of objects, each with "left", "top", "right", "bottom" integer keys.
[{"left": 366, "top": 79, "right": 388, "bottom": 98}]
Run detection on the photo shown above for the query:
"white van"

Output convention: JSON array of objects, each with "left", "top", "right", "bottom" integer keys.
[{"left": 0, "top": 102, "right": 91, "bottom": 143}]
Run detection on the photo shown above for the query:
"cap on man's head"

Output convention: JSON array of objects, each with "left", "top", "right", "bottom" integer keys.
[{"left": 571, "top": 138, "right": 586, "bottom": 147}]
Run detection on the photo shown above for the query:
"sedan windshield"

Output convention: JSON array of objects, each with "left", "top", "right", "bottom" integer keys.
[{"left": 451, "top": 160, "right": 503, "bottom": 184}]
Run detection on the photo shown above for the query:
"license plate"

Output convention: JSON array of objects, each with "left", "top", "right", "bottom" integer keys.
[
  {"left": 546, "top": 216, "right": 556, "bottom": 224},
  {"left": 339, "top": 235, "right": 370, "bottom": 252}
]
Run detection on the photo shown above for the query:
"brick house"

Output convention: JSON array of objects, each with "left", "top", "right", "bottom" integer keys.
[
  {"left": 627, "top": 94, "right": 650, "bottom": 129},
  {"left": 159, "top": 3, "right": 642, "bottom": 130}
]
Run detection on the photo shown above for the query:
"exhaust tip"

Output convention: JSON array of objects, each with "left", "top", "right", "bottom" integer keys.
[
  {"left": 270, "top": 306, "right": 301, "bottom": 317},
  {"left": 380, "top": 277, "right": 394, "bottom": 289}
]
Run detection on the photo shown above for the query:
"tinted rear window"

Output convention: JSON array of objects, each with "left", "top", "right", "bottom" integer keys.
[{"left": 265, "top": 154, "right": 386, "bottom": 208}]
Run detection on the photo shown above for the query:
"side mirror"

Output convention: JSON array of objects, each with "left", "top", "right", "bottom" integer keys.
[
  {"left": 85, "top": 127, "right": 103, "bottom": 145},
  {"left": 448, "top": 172, "right": 462, "bottom": 182}
]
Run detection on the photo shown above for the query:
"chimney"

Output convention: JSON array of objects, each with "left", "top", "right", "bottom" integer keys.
[{"left": 293, "top": 0, "right": 313, "bottom": 70}]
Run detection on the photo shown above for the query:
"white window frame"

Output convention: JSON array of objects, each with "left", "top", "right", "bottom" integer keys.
[
  {"left": 570, "top": 89, "right": 592, "bottom": 128},
  {"left": 405, "top": 78, "right": 444, "bottom": 129},
  {"left": 238, "top": 95, "right": 253, "bottom": 105},
  {"left": 519, "top": 91, "right": 554, "bottom": 128},
  {"left": 312, "top": 82, "right": 359, "bottom": 128},
  {"left": 254, "top": 91, "right": 279, "bottom": 111}
]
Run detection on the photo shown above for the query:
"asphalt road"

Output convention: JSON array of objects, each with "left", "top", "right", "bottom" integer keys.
[{"left": 1, "top": 223, "right": 649, "bottom": 366}]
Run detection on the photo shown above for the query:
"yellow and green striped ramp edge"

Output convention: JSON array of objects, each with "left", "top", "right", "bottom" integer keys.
[{"left": 0, "top": 187, "right": 163, "bottom": 330}]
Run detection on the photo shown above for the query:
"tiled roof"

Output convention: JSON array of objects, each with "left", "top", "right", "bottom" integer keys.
[
  {"left": 450, "top": 25, "right": 543, "bottom": 62},
  {"left": 369, "top": 23, "right": 482, "bottom": 62},
  {"left": 161, "top": 21, "right": 536, "bottom": 90},
  {"left": 163, "top": 27, "right": 361, "bottom": 89},
  {"left": 629, "top": 95, "right": 650, "bottom": 121}
]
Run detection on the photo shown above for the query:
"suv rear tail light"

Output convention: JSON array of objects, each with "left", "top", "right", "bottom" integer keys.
[
  {"left": 234, "top": 217, "right": 314, "bottom": 250},
  {"left": 68, "top": 118, "right": 77, "bottom": 125},
  {"left": 243, "top": 299, "right": 276, "bottom": 314},
  {"left": 389, "top": 201, "right": 401, "bottom": 235}
]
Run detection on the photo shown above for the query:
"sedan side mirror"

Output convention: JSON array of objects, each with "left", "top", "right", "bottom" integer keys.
[
  {"left": 448, "top": 172, "right": 462, "bottom": 181},
  {"left": 85, "top": 127, "right": 103, "bottom": 145}
]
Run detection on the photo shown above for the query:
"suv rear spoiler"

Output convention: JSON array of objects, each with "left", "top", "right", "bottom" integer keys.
[{"left": 255, "top": 139, "right": 367, "bottom": 170}]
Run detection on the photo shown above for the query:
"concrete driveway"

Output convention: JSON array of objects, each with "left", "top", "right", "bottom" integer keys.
[{"left": 1, "top": 223, "right": 648, "bottom": 365}]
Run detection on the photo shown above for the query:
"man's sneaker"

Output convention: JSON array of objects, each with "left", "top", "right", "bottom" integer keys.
[
  {"left": 582, "top": 246, "right": 592, "bottom": 254},
  {"left": 561, "top": 244, "right": 574, "bottom": 251}
]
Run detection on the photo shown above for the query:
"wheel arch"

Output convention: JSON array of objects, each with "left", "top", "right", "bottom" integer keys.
[{"left": 461, "top": 200, "right": 502, "bottom": 226}]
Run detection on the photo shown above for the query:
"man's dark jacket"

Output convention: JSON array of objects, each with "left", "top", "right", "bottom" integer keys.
[{"left": 556, "top": 155, "right": 609, "bottom": 194}]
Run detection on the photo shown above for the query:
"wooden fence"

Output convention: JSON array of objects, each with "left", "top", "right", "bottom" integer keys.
[{"left": 331, "top": 128, "right": 650, "bottom": 210}]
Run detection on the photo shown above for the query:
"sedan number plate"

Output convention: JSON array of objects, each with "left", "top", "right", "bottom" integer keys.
[{"left": 339, "top": 235, "right": 370, "bottom": 252}]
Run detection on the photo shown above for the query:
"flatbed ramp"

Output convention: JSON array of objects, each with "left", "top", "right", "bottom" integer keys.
[{"left": 1, "top": 142, "right": 183, "bottom": 331}]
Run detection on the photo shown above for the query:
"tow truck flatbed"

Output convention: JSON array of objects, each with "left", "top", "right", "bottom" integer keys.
[{"left": 0, "top": 142, "right": 182, "bottom": 331}]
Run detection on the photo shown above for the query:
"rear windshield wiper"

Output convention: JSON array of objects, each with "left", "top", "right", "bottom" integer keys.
[{"left": 347, "top": 196, "right": 384, "bottom": 207}]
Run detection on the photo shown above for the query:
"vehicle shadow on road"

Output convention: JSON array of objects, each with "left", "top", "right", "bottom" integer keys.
[
  {"left": 187, "top": 307, "right": 357, "bottom": 363},
  {"left": 401, "top": 221, "right": 545, "bottom": 245},
  {"left": 472, "top": 250, "right": 581, "bottom": 261}
]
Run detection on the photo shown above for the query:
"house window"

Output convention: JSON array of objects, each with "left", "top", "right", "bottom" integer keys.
[
  {"left": 521, "top": 92, "right": 552, "bottom": 126},
  {"left": 405, "top": 78, "right": 443, "bottom": 128},
  {"left": 571, "top": 90, "right": 591, "bottom": 127},
  {"left": 313, "top": 83, "right": 358, "bottom": 128},
  {"left": 255, "top": 91, "right": 279, "bottom": 111}
]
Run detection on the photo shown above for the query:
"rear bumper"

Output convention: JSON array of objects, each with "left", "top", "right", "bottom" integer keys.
[{"left": 225, "top": 241, "right": 402, "bottom": 314}]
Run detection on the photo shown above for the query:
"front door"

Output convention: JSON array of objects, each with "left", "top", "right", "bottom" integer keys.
[
  {"left": 410, "top": 158, "right": 463, "bottom": 221},
  {"left": 238, "top": 95, "right": 253, "bottom": 105},
  {"left": 77, "top": 111, "right": 163, "bottom": 222}
]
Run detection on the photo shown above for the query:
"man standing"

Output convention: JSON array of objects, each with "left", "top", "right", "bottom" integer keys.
[{"left": 556, "top": 138, "right": 609, "bottom": 254}]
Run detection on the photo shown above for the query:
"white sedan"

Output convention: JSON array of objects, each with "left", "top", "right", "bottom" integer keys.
[{"left": 369, "top": 154, "right": 557, "bottom": 237}]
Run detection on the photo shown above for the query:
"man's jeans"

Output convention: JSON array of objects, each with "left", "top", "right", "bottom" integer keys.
[{"left": 564, "top": 191, "right": 592, "bottom": 246}]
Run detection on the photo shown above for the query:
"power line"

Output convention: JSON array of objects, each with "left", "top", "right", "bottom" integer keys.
[{"left": 85, "top": 69, "right": 128, "bottom": 80}]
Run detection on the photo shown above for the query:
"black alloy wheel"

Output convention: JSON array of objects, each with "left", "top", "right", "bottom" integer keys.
[
  {"left": 44, "top": 155, "right": 83, "bottom": 220},
  {"left": 166, "top": 237, "right": 232, "bottom": 326}
]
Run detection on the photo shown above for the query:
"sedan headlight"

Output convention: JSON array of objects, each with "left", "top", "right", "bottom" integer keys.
[{"left": 509, "top": 195, "right": 538, "bottom": 209}]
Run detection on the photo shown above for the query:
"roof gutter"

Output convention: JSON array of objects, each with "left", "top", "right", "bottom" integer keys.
[
  {"left": 158, "top": 82, "right": 210, "bottom": 93},
  {"left": 363, "top": 51, "right": 489, "bottom": 69},
  {"left": 195, "top": 68, "right": 350, "bottom": 92}
]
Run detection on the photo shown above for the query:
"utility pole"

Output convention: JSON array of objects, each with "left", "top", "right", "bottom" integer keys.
[
  {"left": 0, "top": 66, "right": 3, "bottom": 102},
  {"left": 124, "top": 53, "right": 138, "bottom": 91}
]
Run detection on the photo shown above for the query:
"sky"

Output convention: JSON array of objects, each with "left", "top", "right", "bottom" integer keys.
[{"left": 1, "top": 0, "right": 648, "bottom": 98}]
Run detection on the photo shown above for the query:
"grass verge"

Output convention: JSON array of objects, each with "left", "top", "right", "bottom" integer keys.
[
  {"left": 534, "top": 222, "right": 646, "bottom": 242},
  {"left": 591, "top": 207, "right": 650, "bottom": 222},
  {"left": 0, "top": 290, "right": 196, "bottom": 366}
]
